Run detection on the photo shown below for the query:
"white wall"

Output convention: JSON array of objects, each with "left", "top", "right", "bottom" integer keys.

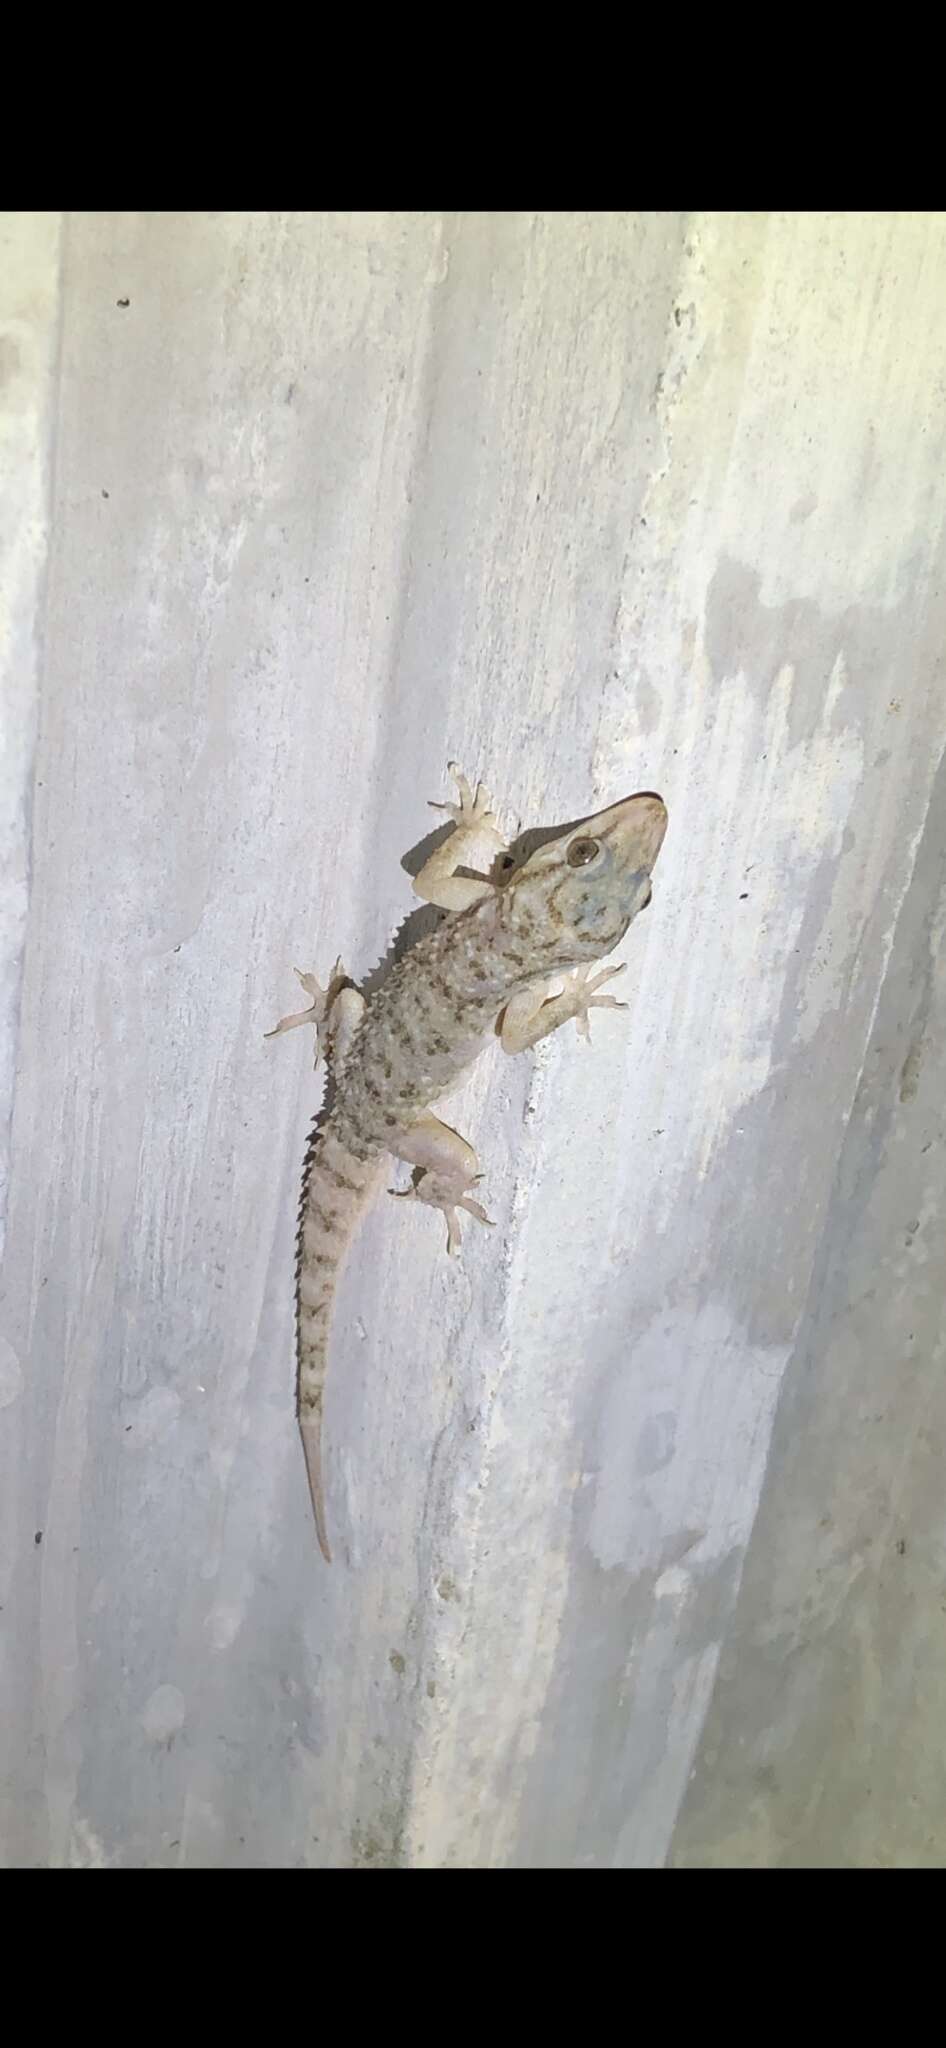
[{"left": 1, "top": 212, "right": 944, "bottom": 1866}]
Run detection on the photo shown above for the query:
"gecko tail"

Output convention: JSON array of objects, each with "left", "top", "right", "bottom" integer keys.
[
  {"left": 300, "top": 1412, "right": 333, "bottom": 1564},
  {"left": 296, "top": 1129, "right": 381, "bottom": 1563}
]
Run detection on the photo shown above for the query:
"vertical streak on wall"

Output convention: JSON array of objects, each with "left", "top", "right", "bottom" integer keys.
[{"left": 0, "top": 213, "right": 61, "bottom": 1259}]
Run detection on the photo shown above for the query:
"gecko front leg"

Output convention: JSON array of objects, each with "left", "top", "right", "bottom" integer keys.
[
  {"left": 500, "top": 962, "right": 629, "bottom": 1054},
  {"left": 413, "top": 762, "right": 510, "bottom": 911},
  {"left": 388, "top": 1113, "right": 493, "bottom": 1256}
]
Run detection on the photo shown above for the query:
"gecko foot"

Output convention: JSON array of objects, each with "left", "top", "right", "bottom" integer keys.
[
  {"left": 570, "top": 961, "right": 629, "bottom": 1043},
  {"left": 427, "top": 762, "right": 500, "bottom": 834},
  {"left": 265, "top": 959, "right": 348, "bottom": 1062},
  {"left": 389, "top": 1168, "right": 494, "bottom": 1257}
]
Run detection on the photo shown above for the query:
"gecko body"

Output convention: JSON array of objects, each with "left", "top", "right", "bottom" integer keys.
[{"left": 269, "top": 767, "right": 667, "bottom": 1561}]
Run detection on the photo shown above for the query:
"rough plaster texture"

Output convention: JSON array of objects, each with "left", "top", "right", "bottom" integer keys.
[
  {"left": 0, "top": 211, "right": 944, "bottom": 1867},
  {"left": 672, "top": 739, "right": 946, "bottom": 1867}
]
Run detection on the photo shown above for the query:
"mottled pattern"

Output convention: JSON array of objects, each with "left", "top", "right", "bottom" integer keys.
[{"left": 283, "top": 782, "right": 667, "bottom": 1562}]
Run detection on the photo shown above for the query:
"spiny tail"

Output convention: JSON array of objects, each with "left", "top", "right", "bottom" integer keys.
[{"left": 296, "top": 1123, "right": 381, "bottom": 1562}]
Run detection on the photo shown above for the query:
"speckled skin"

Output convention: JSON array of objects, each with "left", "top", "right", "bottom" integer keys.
[{"left": 269, "top": 769, "right": 667, "bottom": 1562}]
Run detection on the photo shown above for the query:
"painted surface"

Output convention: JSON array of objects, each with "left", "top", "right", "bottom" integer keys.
[{"left": 1, "top": 212, "right": 944, "bottom": 1866}]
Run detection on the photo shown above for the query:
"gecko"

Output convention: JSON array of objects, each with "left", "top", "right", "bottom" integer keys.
[{"left": 267, "top": 764, "right": 668, "bottom": 1563}]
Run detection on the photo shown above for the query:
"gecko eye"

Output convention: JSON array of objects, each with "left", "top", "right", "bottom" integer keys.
[
  {"left": 567, "top": 837, "right": 600, "bottom": 868},
  {"left": 498, "top": 853, "right": 516, "bottom": 870},
  {"left": 639, "top": 884, "right": 653, "bottom": 911}
]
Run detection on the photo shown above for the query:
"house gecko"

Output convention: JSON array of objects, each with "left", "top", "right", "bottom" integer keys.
[{"left": 268, "top": 764, "right": 667, "bottom": 1561}]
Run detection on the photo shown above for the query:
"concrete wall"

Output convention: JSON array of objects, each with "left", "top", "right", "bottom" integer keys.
[{"left": 1, "top": 211, "right": 944, "bottom": 1867}]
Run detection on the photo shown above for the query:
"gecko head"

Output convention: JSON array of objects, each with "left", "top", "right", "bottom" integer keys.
[{"left": 501, "top": 791, "right": 668, "bottom": 964}]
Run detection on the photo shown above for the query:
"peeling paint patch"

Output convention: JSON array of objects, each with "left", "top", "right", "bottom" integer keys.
[
  {"left": 589, "top": 1300, "right": 790, "bottom": 1577},
  {"left": 68, "top": 1817, "right": 115, "bottom": 1868},
  {"left": 141, "top": 1684, "right": 187, "bottom": 1743}
]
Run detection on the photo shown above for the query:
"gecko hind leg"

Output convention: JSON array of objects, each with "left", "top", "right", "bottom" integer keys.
[
  {"left": 266, "top": 960, "right": 365, "bottom": 1075},
  {"left": 388, "top": 1113, "right": 494, "bottom": 1257}
]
